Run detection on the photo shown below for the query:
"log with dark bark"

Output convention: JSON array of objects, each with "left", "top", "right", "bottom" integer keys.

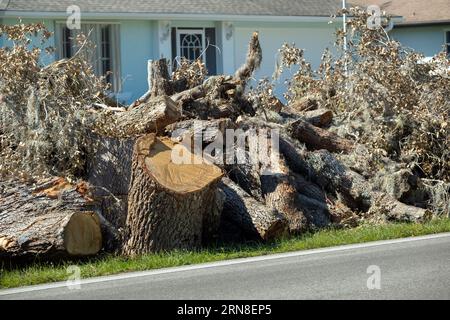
[
  {"left": 227, "top": 149, "right": 264, "bottom": 201},
  {"left": 150, "top": 59, "right": 174, "bottom": 98},
  {"left": 260, "top": 156, "right": 307, "bottom": 234},
  {"left": 183, "top": 99, "right": 239, "bottom": 120},
  {"left": 288, "top": 118, "right": 355, "bottom": 154},
  {"left": 123, "top": 134, "right": 224, "bottom": 255},
  {"left": 165, "top": 118, "right": 236, "bottom": 145},
  {"left": 219, "top": 177, "right": 288, "bottom": 241},
  {"left": 98, "top": 96, "right": 181, "bottom": 138},
  {"left": 303, "top": 109, "right": 333, "bottom": 127},
  {"left": 234, "top": 32, "right": 262, "bottom": 95},
  {"left": 0, "top": 178, "right": 102, "bottom": 259},
  {"left": 305, "top": 150, "right": 432, "bottom": 222},
  {"left": 289, "top": 95, "right": 320, "bottom": 112}
]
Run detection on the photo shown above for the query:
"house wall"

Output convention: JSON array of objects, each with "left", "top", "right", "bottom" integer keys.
[
  {"left": 0, "top": 17, "right": 340, "bottom": 103},
  {"left": 234, "top": 21, "right": 338, "bottom": 99},
  {"left": 117, "top": 20, "right": 154, "bottom": 103},
  {"left": 5, "top": 17, "right": 448, "bottom": 104},
  {"left": 391, "top": 25, "right": 450, "bottom": 57},
  {"left": 0, "top": 17, "right": 57, "bottom": 66},
  {"left": 0, "top": 18, "right": 154, "bottom": 103}
]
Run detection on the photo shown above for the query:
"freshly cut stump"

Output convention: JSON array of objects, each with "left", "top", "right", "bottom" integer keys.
[
  {"left": 0, "top": 210, "right": 102, "bottom": 259},
  {"left": 0, "top": 178, "right": 103, "bottom": 259},
  {"left": 123, "top": 134, "right": 223, "bottom": 255}
]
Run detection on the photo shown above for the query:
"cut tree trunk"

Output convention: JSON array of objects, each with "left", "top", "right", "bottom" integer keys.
[
  {"left": 260, "top": 156, "right": 307, "bottom": 234},
  {"left": 0, "top": 178, "right": 102, "bottom": 259},
  {"left": 99, "top": 96, "right": 181, "bottom": 138},
  {"left": 219, "top": 177, "right": 288, "bottom": 241},
  {"left": 123, "top": 134, "right": 224, "bottom": 255},
  {"left": 288, "top": 118, "right": 355, "bottom": 154}
]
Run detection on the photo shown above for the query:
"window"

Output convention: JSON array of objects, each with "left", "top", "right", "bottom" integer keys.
[
  {"left": 446, "top": 31, "right": 450, "bottom": 57},
  {"left": 57, "top": 23, "right": 121, "bottom": 92},
  {"left": 178, "top": 30, "right": 204, "bottom": 62},
  {"left": 172, "top": 27, "right": 217, "bottom": 75}
]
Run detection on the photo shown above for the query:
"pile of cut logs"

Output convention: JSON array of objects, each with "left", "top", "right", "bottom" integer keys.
[{"left": 0, "top": 33, "right": 431, "bottom": 260}]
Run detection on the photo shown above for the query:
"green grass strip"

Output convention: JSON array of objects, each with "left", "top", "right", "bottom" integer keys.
[{"left": 1, "top": 218, "right": 449, "bottom": 289}]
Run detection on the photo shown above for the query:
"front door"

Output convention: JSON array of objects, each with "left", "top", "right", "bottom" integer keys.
[{"left": 176, "top": 29, "right": 206, "bottom": 62}]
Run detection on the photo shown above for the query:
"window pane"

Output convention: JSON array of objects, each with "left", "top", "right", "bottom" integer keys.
[
  {"left": 101, "top": 25, "right": 112, "bottom": 83},
  {"left": 447, "top": 31, "right": 450, "bottom": 43},
  {"left": 179, "top": 32, "right": 203, "bottom": 61},
  {"left": 63, "top": 27, "right": 72, "bottom": 58}
]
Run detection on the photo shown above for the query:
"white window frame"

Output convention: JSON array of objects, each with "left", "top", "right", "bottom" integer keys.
[
  {"left": 55, "top": 21, "right": 122, "bottom": 93},
  {"left": 445, "top": 29, "right": 450, "bottom": 56},
  {"left": 176, "top": 28, "right": 206, "bottom": 62}
]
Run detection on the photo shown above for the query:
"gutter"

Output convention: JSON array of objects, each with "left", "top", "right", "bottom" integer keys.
[
  {"left": 394, "top": 20, "right": 450, "bottom": 28},
  {"left": 0, "top": 10, "right": 342, "bottom": 23}
]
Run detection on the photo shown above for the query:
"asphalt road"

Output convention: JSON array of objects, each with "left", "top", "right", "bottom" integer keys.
[{"left": 1, "top": 233, "right": 450, "bottom": 300}]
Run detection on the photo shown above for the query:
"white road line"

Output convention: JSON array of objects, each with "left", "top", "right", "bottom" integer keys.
[{"left": 1, "top": 232, "right": 449, "bottom": 296}]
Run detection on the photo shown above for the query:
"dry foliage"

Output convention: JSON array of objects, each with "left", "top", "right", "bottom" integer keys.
[
  {"left": 276, "top": 8, "right": 449, "bottom": 183},
  {"left": 173, "top": 57, "right": 207, "bottom": 89},
  {"left": 0, "top": 23, "right": 110, "bottom": 179},
  {"left": 271, "top": 7, "right": 449, "bottom": 216}
]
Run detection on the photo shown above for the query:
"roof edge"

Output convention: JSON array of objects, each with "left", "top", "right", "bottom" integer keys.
[
  {"left": 395, "top": 19, "right": 450, "bottom": 28},
  {"left": 0, "top": 10, "right": 343, "bottom": 23},
  {"left": 0, "top": 0, "right": 10, "bottom": 11}
]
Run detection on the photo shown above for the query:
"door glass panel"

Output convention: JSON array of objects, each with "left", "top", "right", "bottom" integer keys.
[{"left": 179, "top": 33, "right": 203, "bottom": 61}]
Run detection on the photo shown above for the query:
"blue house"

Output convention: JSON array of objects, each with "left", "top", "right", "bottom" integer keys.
[
  {"left": 353, "top": 0, "right": 450, "bottom": 57},
  {"left": 0, "top": 0, "right": 449, "bottom": 103}
]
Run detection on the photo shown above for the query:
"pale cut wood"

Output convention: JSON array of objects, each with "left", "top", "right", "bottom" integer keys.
[
  {"left": 123, "top": 134, "right": 224, "bottom": 255},
  {"left": 0, "top": 178, "right": 102, "bottom": 259}
]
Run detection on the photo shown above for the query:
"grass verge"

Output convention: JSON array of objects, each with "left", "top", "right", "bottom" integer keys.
[{"left": 1, "top": 218, "right": 450, "bottom": 289}]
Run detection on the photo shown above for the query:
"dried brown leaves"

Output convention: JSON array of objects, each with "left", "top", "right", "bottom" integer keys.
[
  {"left": 277, "top": 8, "right": 449, "bottom": 184},
  {"left": 0, "top": 23, "right": 110, "bottom": 179}
]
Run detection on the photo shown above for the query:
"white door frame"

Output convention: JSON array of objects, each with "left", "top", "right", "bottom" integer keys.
[{"left": 176, "top": 28, "right": 206, "bottom": 62}]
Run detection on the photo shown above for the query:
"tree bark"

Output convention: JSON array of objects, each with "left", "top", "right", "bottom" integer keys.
[
  {"left": 98, "top": 96, "right": 181, "bottom": 138},
  {"left": 0, "top": 178, "right": 102, "bottom": 259},
  {"left": 234, "top": 32, "right": 262, "bottom": 94},
  {"left": 260, "top": 156, "right": 307, "bottom": 234},
  {"left": 305, "top": 150, "right": 432, "bottom": 222},
  {"left": 303, "top": 109, "right": 333, "bottom": 127},
  {"left": 219, "top": 177, "right": 288, "bottom": 241},
  {"left": 288, "top": 118, "right": 355, "bottom": 154},
  {"left": 288, "top": 95, "right": 320, "bottom": 112},
  {"left": 150, "top": 59, "right": 174, "bottom": 98},
  {"left": 123, "top": 134, "right": 224, "bottom": 255}
]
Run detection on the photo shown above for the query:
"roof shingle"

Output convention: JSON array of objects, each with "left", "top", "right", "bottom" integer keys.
[
  {"left": 1, "top": 0, "right": 344, "bottom": 17},
  {"left": 349, "top": 0, "right": 450, "bottom": 25}
]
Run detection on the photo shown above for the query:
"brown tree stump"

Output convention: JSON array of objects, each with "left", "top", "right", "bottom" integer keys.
[
  {"left": 0, "top": 178, "right": 102, "bottom": 259},
  {"left": 123, "top": 134, "right": 223, "bottom": 255}
]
